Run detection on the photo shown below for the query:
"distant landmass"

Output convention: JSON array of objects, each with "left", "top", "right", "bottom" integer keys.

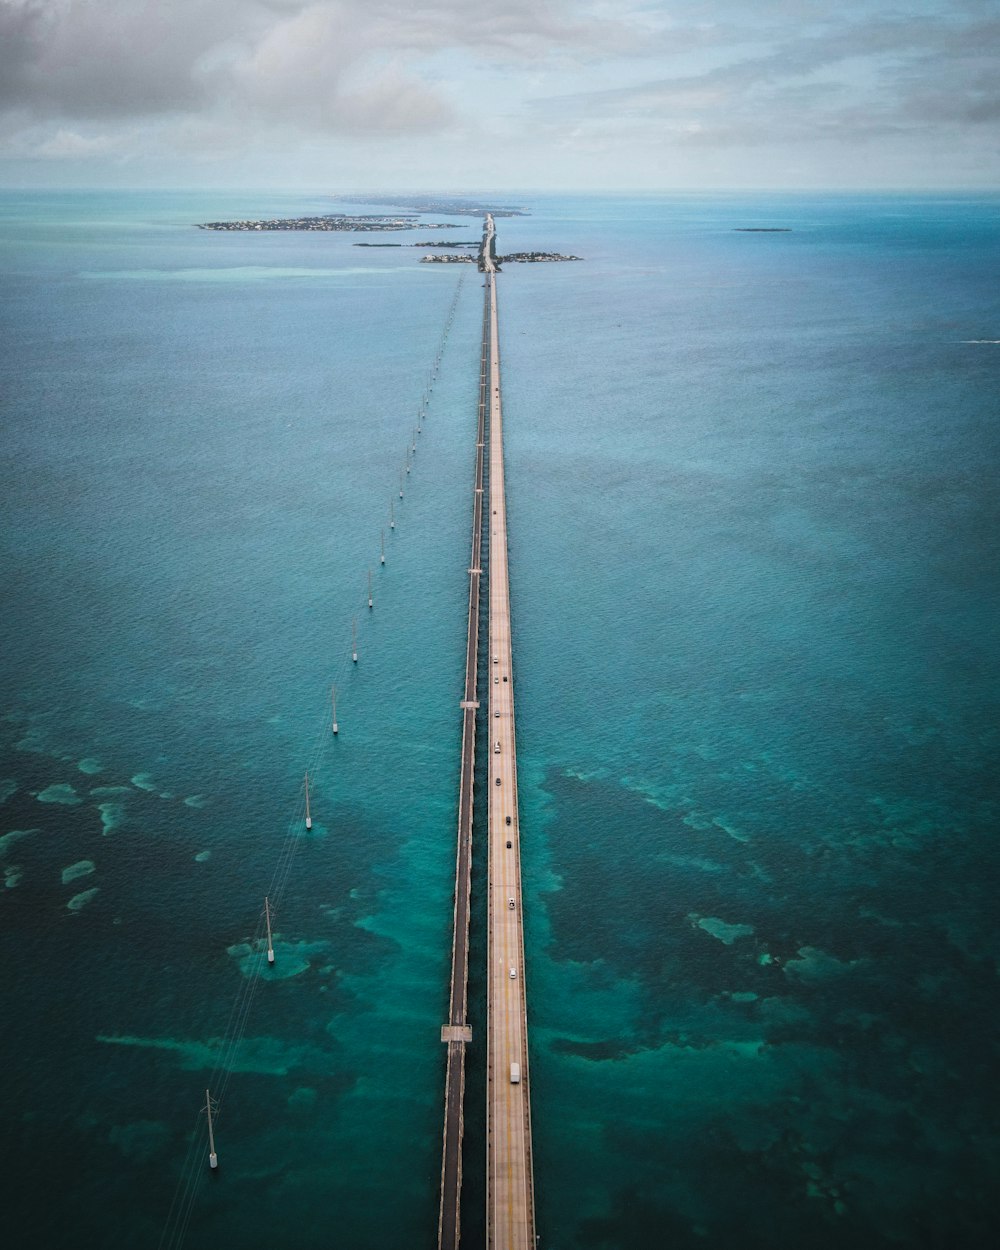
[
  {"left": 197, "top": 215, "right": 468, "bottom": 232},
  {"left": 421, "top": 252, "right": 582, "bottom": 265},
  {"left": 194, "top": 201, "right": 581, "bottom": 267},
  {"left": 353, "top": 241, "right": 479, "bottom": 249},
  {"left": 498, "top": 252, "right": 582, "bottom": 263},
  {"left": 734, "top": 227, "right": 792, "bottom": 232},
  {"left": 340, "top": 195, "right": 528, "bottom": 218}
]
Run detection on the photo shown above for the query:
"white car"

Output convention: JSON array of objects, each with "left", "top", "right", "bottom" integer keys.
[{"left": 509, "top": 966, "right": 517, "bottom": 979}]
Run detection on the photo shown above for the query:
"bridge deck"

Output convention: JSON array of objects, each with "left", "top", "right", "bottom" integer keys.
[
  {"left": 484, "top": 234, "right": 536, "bottom": 1250},
  {"left": 437, "top": 273, "right": 490, "bottom": 1250},
  {"left": 438, "top": 216, "right": 534, "bottom": 1250}
]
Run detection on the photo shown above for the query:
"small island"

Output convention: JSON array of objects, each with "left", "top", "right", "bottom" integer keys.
[
  {"left": 198, "top": 214, "right": 467, "bottom": 232},
  {"left": 497, "top": 252, "right": 582, "bottom": 263},
  {"left": 340, "top": 195, "right": 528, "bottom": 218},
  {"left": 354, "top": 241, "right": 479, "bottom": 249},
  {"left": 733, "top": 228, "right": 792, "bottom": 232},
  {"left": 420, "top": 251, "right": 582, "bottom": 265},
  {"left": 421, "top": 250, "right": 581, "bottom": 265},
  {"left": 195, "top": 202, "right": 581, "bottom": 267}
]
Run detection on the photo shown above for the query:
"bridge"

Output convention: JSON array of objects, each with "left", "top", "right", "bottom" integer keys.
[
  {"left": 483, "top": 228, "right": 535, "bottom": 1249},
  {"left": 480, "top": 214, "right": 497, "bottom": 273},
  {"left": 437, "top": 254, "right": 489, "bottom": 1250},
  {"left": 437, "top": 215, "right": 535, "bottom": 1250}
]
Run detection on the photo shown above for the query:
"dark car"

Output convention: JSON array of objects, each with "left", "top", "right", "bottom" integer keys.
[
  {"left": 505, "top": 815, "right": 512, "bottom": 826},
  {"left": 495, "top": 777, "right": 501, "bottom": 786}
]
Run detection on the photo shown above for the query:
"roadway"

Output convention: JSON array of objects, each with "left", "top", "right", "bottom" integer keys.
[
  {"left": 481, "top": 214, "right": 497, "bottom": 273},
  {"left": 484, "top": 250, "right": 535, "bottom": 1250},
  {"left": 437, "top": 276, "right": 490, "bottom": 1250}
]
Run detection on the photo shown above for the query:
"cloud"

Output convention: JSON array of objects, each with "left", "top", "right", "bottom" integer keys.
[
  {"left": 225, "top": 4, "right": 454, "bottom": 134},
  {"left": 33, "top": 126, "right": 117, "bottom": 158},
  {"left": 525, "top": 10, "right": 1000, "bottom": 148},
  {"left": 334, "top": 65, "right": 454, "bottom": 134},
  {"left": 0, "top": 0, "right": 237, "bottom": 116},
  {"left": 0, "top": 0, "right": 614, "bottom": 126},
  {"left": 0, "top": 1, "right": 995, "bottom": 185}
]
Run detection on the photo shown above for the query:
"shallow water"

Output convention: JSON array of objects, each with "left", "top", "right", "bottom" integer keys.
[{"left": 1, "top": 189, "right": 998, "bottom": 1248}]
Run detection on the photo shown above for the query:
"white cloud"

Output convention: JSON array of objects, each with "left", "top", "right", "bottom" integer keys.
[
  {"left": 0, "top": 0, "right": 996, "bottom": 187},
  {"left": 525, "top": 10, "right": 1000, "bottom": 152},
  {"left": 33, "top": 126, "right": 117, "bottom": 158},
  {"left": 223, "top": 4, "right": 454, "bottom": 133}
]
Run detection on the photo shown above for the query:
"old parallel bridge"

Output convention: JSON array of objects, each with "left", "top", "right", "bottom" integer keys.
[{"left": 437, "top": 216, "right": 536, "bottom": 1250}]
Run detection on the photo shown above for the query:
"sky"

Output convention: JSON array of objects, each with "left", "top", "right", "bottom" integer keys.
[{"left": 0, "top": 0, "right": 998, "bottom": 190}]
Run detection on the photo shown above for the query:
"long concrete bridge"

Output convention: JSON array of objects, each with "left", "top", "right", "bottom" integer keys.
[
  {"left": 483, "top": 228, "right": 536, "bottom": 1250},
  {"left": 437, "top": 216, "right": 535, "bottom": 1250},
  {"left": 437, "top": 255, "right": 489, "bottom": 1250}
]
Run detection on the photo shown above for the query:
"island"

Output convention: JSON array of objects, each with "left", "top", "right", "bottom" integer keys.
[
  {"left": 197, "top": 214, "right": 468, "bottom": 232},
  {"left": 733, "top": 228, "right": 792, "bottom": 232},
  {"left": 353, "top": 241, "right": 479, "bottom": 249},
  {"left": 420, "top": 251, "right": 582, "bottom": 265},
  {"left": 195, "top": 203, "right": 580, "bottom": 267},
  {"left": 496, "top": 252, "right": 582, "bottom": 263},
  {"left": 340, "top": 195, "right": 528, "bottom": 218}
]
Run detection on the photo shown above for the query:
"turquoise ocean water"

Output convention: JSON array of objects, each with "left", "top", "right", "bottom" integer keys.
[{"left": 1, "top": 190, "right": 998, "bottom": 1249}]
